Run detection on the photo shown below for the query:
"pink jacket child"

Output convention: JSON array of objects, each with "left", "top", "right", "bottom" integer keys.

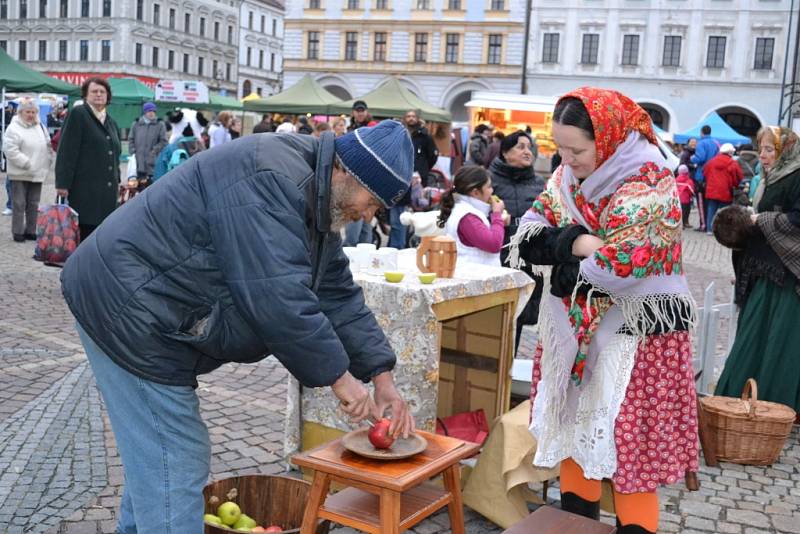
[{"left": 676, "top": 165, "right": 695, "bottom": 205}]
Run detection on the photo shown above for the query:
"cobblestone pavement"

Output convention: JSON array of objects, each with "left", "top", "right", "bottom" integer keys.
[{"left": 1, "top": 177, "right": 799, "bottom": 533}]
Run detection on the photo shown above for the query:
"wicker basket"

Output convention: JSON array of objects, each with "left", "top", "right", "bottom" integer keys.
[{"left": 700, "top": 378, "right": 795, "bottom": 466}]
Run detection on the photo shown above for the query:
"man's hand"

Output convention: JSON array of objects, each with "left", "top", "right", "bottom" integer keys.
[
  {"left": 372, "top": 371, "right": 415, "bottom": 439},
  {"left": 331, "top": 371, "right": 376, "bottom": 424}
]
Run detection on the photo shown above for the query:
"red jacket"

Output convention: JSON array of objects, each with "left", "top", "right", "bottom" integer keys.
[{"left": 703, "top": 153, "right": 743, "bottom": 202}]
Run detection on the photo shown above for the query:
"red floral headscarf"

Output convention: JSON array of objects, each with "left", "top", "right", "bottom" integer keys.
[{"left": 557, "top": 87, "right": 659, "bottom": 168}]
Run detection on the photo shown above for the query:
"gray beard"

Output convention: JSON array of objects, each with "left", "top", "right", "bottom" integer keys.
[{"left": 330, "top": 178, "right": 353, "bottom": 232}]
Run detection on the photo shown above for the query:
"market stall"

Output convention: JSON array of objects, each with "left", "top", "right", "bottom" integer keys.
[
  {"left": 673, "top": 111, "right": 751, "bottom": 145},
  {"left": 284, "top": 253, "right": 534, "bottom": 456},
  {"left": 243, "top": 74, "right": 342, "bottom": 115}
]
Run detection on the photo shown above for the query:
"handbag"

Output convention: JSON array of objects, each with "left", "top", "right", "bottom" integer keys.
[
  {"left": 435, "top": 409, "right": 490, "bottom": 445},
  {"left": 33, "top": 196, "right": 80, "bottom": 267}
]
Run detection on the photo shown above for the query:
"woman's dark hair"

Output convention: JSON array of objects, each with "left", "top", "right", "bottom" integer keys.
[
  {"left": 499, "top": 130, "right": 536, "bottom": 162},
  {"left": 474, "top": 124, "right": 490, "bottom": 135},
  {"left": 552, "top": 97, "right": 593, "bottom": 140},
  {"left": 80, "top": 77, "right": 112, "bottom": 104},
  {"left": 712, "top": 205, "right": 753, "bottom": 250},
  {"left": 437, "top": 165, "right": 490, "bottom": 228}
]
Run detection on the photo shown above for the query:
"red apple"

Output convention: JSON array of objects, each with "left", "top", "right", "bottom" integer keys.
[
  {"left": 265, "top": 526, "right": 283, "bottom": 533},
  {"left": 368, "top": 418, "right": 395, "bottom": 449}
]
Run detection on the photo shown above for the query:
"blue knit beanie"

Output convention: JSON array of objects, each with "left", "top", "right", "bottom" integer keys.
[{"left": 334, "top": 120, "right": 413, "bottom": 207}]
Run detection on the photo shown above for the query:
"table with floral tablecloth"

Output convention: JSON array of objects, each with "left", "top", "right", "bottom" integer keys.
[{"left": 284, "top": 252, "right": 534, "bottom": 457}]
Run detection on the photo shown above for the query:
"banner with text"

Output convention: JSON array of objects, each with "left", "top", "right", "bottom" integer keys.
[{"left": 155, "top": 80, "right": 209, "bottom": 104}]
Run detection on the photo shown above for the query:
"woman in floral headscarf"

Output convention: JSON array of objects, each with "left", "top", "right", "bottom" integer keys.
[
  {"left": 714, "top": 126, "right": 800, "bottom": 414},
  {"left": 508, "top": 87, "right": 698, "bottom": 534}
]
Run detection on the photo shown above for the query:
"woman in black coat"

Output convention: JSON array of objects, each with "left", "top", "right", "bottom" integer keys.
[
  {"left": 489, "top": 130, "right": 546, "bottom": 353},
  {"left": 56, "top": 77, "right": 121, "bottom": 239}
]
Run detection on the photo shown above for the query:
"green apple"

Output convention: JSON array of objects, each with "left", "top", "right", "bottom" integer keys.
[
  {"left": 203, "top": 514, "right": 222, "bottom": 525},
  {"left": 217, "top": 501, "right": 242, "bottom": 526},
  {"left": 233, "top": 514, "right": 257, "bottom": 530}
]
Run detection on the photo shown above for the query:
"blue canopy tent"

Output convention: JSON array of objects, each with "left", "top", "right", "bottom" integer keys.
[{"left": 673, "top": 111, "right": 750, "bottom": 146}]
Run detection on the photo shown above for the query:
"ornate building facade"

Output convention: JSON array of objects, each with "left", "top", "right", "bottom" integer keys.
[{"left": 238, "top": 0, "right": 284, "bottom": 98}]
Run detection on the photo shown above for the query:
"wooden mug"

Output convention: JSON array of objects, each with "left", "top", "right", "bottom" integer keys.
[{"left": 416, "top": 235, "right": 457, "bottom": 278}]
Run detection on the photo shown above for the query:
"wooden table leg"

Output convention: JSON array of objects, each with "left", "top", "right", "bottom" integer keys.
[
  {"left": 379, "top": 488, "right": 401, "bottom": 534},
  {"left": 301, "top": 471, "right": 331, "bottom": 534},
  {"left": 443, "top": 464, "right": 465, "bottom": 534}
]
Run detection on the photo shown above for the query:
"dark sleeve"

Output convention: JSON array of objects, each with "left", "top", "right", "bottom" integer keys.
[
  {"left": 128, "top": 122, "right": 137, "bottom": 155},
  {"left": 207, "top": 174, "right": 352, "bottom": 388},
  {"left": 316, "top": 237, "right": 396, "bottom": 382},
  {"left": 517, "top": 223, "right": 589, "bottom": 266},
  {"left": 55, "top": 108, "right": 84, "bottom": 190},
  {"left": 787, "top": 189, "right": 800, "bottom": 228},
  {"left": 425, "top": 135, "right": 438, "bottom": 169},
  {"left": 152, "top": 122, "right": 169, "bottom": 158}
]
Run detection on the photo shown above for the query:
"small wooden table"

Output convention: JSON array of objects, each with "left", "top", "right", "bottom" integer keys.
[{"left": 292, "top": 431, "right": 480, "bottom": 534}]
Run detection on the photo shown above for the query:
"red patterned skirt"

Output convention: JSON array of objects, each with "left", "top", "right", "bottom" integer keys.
[{"left": 531, "top": 330, "right": 700, "bottom": 493}]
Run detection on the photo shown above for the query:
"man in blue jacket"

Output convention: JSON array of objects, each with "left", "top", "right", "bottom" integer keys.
[
  {"left": 690, "top": 124, "right": 720, "bottom": 231},
  {"left": 61, "top": 120, "right": 415, "bottom": 534}
]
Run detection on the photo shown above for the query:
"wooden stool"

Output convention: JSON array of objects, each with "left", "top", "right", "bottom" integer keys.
[
  {"left": 292, "top": 430, "right": 480, "bottom": 534},
  {"left": 502, "top": 506, "right": 617, "bottom": 533}
]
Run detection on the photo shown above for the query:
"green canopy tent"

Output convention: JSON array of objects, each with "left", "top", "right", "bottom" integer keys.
[
  {"left": 329, "top": 78, "right": 452, "bottom": 123},
  {"left": 243, "top": 74, "right": 342, "bottom": 115}
]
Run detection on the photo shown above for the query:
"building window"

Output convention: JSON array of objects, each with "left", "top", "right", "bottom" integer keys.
[
  {"left": 212, "top": 59, "right": 218, "bottom": 77},
  {"left": 414, "top": 32, "right": 427, "bottom": 62},
  {"left": 580, "top": 33, "right": 599, "bottom": 64},
  {"left": 345, "top": 31, "right": 358, "bottom": 60},
  {"left": 256, "top": 87, "right": 262, "bottom": 96},
  {"left": 135, "top": 42, "right": 142, "bottom": 64},
  {"left": 246, "top": 46, "right": 251, "bottom": 66},
  {"left": 183, "top": 53, "right": 189, "bottom": 72},
  {"left": 247, "top": 10, "right": 252, "bottom": 29},
  {"left": 490, "top": 0, "right": 503, "bottom": 9},
  {"left": 38, "top": 0, "right": 45, "bottom": 18},
  {"left": 542, "top": 33, "right": 559, "bottom": 63},
  {"left": 20, "top": 0, "right": 27, "bottom": 18},
  {"left": 214, "top": 21, "right": 219, "bottom": 40},
  {"left": 270, "top": 52, "right": 275, "bottom": 70},
  {"left": 374, "top": 31, "right": 386, "bottom": 61},
  {"left": 79, "top": 39, "right": 88, "bottom": 60},
  {"left": 621, "top": 34, "right": 639, "bottom": 65},
  {"left": 226, "top": 62, "right": 231, "bottom": 80},
  {"left": 662, "top": 35, "right": 681, "bottom": 67},
  {"left": 169, "top": 8, "right": 175, "bottom": 28},
  {"left": 487, "top": 34, "right": 502, "bottom": 64},
  {"left": 153, "top": 4, "right": 159, "bottom": 25},
  {"left": 260, "top": 15, "right": 265, "bottom": 32},
  {"left": 447, "top": 0, "right": 460, "bottom": 9},
  {"left": 81, "top": 0, "right": 88, "bottom": 16},
  {"left": 347, "top": 0, "right": 358, "bottom": 8},
  {"left": 307, "top": 31, "right": 319, "bottom": 59},
  {"left": 136, "top": 0, "right": 142, "bottom": 19},
  {"left": 0, "top": 0, "right": 6, "bottom": 19},
  {"left": 228, "top": 25, "right": 233, "bottom": 44},
  {"left": 0, "top": 40, "right": 6, "bottom": 50},
  {"left": 375, "top": 0, "right": 387, "bottom": 8},
  {"left": 445, "top": 33, "right": 458, "bottom": 63},
  {"left": 101, "top": 39, "right": 110, "bottom": 61},
  {"left": 38, "top": 40, "right": 46, "bottom": 60},
  {"left": 197, "top": 56, "right": 204, "bottom": 76},
  {"left": 416, "top": 0, "right": 428, "bottom": 8},
  {"left": 754, "top": 37, "right": 774, "bottom": 70},
  {"left": 58, "top": 0, "right": 65, "bottom": 16},
  {"left": 18, "top": 40, "right": 26, "bottom": 59},
  {"left": 199, "top": 16, "right": 205, "bottom": 36},
  {"left": 706, "top": 36, "right": 726, "bottom": 68},
  {"left": 272, "top": 18, "right": 276, "bottom": 35},
  {"left": 168, "top": 49, "right": 174, "bottom": 69},
  {"left": 259, "top": 49, "right": 264, "bottom": 68},
  {"left": 102, "top": 0, "right": 109, "bottom": 16},
  {"left": 308, "top": 0, "right": 320, "bottom": 8},
  {"left": 152, "top": 46, "right": 158, "bottom": 67},
  {"left": 184, "top": 13, "right": 190, "bottom": 33},
  {"left": 58, "top": 39, "right": 66, "bottom": 60}
]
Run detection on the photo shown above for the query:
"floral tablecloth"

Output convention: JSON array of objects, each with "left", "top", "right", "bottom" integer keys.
[{"left": 283, "top": 251, "right": 535, "bottom": 458}]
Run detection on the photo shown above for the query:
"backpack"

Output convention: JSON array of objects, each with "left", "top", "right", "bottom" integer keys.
[{"left": 167, "top": 148, "right": 189, "bottom": 172}]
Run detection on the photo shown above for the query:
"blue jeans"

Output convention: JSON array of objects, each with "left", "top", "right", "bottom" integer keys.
[
  {"left": 706, "top": 199, "right": 730, "bottom": 232},
  {"left": 5, "top": 176, "right": 11, "bottom": 210},
  {"left": 343, "top": 219, "right": 372, "bottom": 246},
  {"left": 388, "top": 205, "right": 408, "bottom": 249},
  {"left": 77, "top": 323, "right": 211, "bottom": 534}
]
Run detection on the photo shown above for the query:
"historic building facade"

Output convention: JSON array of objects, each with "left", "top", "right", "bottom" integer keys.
[
  {"left": 282, "top": 0, "right": 525, "bottom": 122},
  {"left": 0, "top": 0, "right": 240, "bottom": 93},
  {"left": 238, "top": 0, "right": 284, "bottom": 98},
  {"left": 523, "top": 0, "right": 793, "bottom": 136}
]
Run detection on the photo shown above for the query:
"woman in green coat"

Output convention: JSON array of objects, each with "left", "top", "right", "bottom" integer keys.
[
  {"left": 715, "top": 126, "right": 800, "bottom": 413},
  {"left": 55, "top": 77, "right": 121, "bottom": 240}
]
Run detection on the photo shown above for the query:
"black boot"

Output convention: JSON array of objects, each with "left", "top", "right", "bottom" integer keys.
[
  {"left": 616, "top": 517, "right": 656, "bottom": 534},
  {"left": 560, "top": 492, "right": 600, "bottom": 520}
]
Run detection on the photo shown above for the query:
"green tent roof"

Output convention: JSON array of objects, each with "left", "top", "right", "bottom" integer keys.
[
  {"left": 108, "top": 77, "right": 154, "bottom": 104},
  {"left": 330, "top": 78, "right": 452, "bottom": 123},
  {"left": 243, "top": 74, "right": 342, "bottom": 114},
  {"left": 0, "top": 47, "right": 80, "bottom": 95}
]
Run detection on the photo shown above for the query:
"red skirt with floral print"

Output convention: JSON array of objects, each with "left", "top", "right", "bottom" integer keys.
[{"left": 530, "top": 330, "right": 700, "bottom": 494}]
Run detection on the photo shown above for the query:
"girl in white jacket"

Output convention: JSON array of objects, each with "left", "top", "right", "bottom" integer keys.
[{"left": 3, "top": 97, "right": 52, "bottom": 242}]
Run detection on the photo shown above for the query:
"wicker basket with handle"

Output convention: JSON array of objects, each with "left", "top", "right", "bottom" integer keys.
[{"left": 700, "top": 378, "right": 795, "bottom": 466}]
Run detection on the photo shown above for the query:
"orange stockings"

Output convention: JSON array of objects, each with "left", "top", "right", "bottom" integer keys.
[{"left": 560, "top": 457, "right": 659, "bottom": 532}]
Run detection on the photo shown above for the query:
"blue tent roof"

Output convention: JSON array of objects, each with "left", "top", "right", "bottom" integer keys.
[{"left": 673, "top": 111, "right": 750, "bottom": 145}]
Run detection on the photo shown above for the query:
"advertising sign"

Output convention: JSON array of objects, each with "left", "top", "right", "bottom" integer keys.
[
  {"left": 154, "top": 80, "right": 209, "bottom": 104},
  {"left": 46, "top": 72, "right": 160, "bottom": 89}
]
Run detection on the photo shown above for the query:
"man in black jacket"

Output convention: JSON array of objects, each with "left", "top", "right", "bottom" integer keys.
[
  {"left": 348, "top": 100, "right": 373, "bottom": 131},
  {"left": 61, "top": 120, "right": 415, "bottom": 534},
  {"left": 403, "top": 109, "right": 438, "bottom": 186}
]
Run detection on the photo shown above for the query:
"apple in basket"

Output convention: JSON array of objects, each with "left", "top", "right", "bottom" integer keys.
[{"left": 368, "top": 418, "right": 395, "bottom": 449}]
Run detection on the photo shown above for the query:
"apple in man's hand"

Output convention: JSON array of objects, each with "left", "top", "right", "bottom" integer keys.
[{"left": 368, "top": 418, "right": 395, "bottom": 449}]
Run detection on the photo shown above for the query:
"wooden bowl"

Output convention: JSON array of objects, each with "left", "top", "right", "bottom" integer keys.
[{"left": 203, "top": 474, "right": 329, "bottom": 534}]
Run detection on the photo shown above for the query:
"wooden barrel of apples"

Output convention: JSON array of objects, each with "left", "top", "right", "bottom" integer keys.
[{"left": 203, "top": 474, "right": 329, "bottom": 534}]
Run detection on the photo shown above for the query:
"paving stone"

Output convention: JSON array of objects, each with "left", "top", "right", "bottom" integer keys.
[
  {"left": 685, "top": 516, "right": 717, "bottom": 531},
  {"left": 727, "top": 509, "right": 771, "bottom": 528},
  {"left": 772, "top": 514, "right": 800, "bottom": 534}
]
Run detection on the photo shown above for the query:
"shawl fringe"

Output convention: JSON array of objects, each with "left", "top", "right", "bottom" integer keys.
[{"left": 506, "top": 222, "right": 548, "bottom": 274}]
